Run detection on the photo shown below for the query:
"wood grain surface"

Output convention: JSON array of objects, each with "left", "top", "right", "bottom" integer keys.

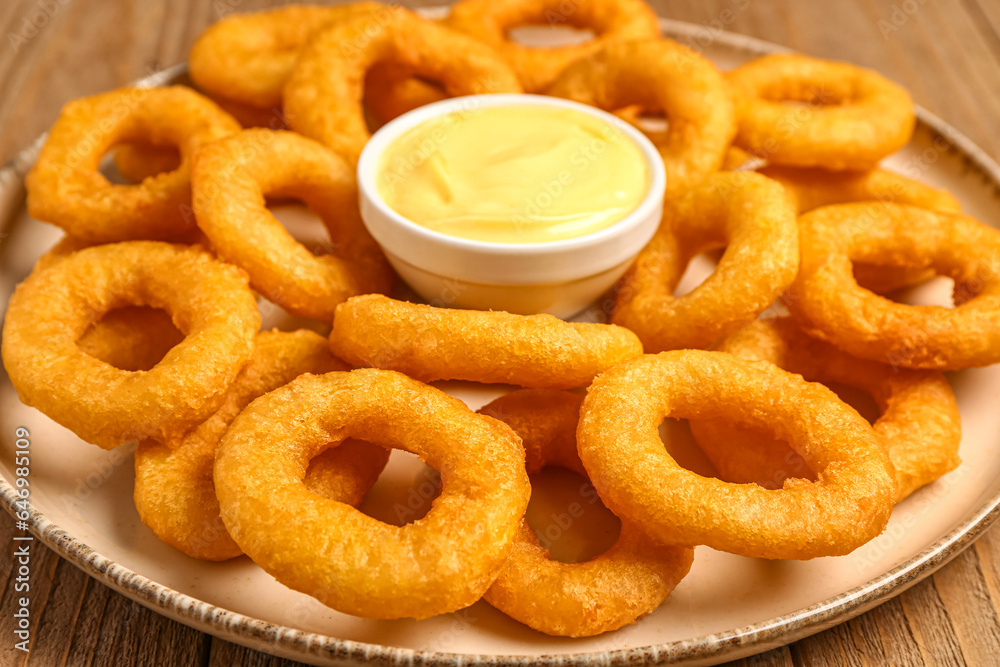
[{"left": 1, "top": 0, "right": 999, "bottom": 665}]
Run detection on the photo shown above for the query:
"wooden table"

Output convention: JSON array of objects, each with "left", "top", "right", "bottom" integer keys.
[{"left": 2, "top": 1, "right": 999, "bottom": 665}]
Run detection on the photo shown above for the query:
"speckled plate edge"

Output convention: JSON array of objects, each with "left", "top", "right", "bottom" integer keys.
[{"left": 2, "top": 14, "right": 1000, "bottom": 667}]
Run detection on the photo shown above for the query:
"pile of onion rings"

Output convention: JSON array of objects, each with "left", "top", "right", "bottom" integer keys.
[{"left": 4, "top": 0, "right": 989, "bottom": 641}]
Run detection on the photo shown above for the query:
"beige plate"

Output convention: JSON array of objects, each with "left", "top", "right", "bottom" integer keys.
[{"left": 3, "top": 11, "right": 1000, "bottom": 667}]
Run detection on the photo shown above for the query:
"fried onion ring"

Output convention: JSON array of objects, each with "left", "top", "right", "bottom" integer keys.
[
  {"left": 548, "top": 39, "right": 736, "bottom": 196},
  {"left": 26, "top": 86, "right": 240, "bottom": 243},
  {"left": 611, "top": 172, "right": 798, "bottom": 352},
  {"left": 445, "top": 0, "right": 660, "bottom": 93},
  {"left": 34, "top": 238, "right": 191, "bottom": 374},
  {"left": 787, "top": 203, "right": 1000, "bottom": 370},
  {"left": 726, "top": 53, "right": 915, "bottom": 170},
  {"left": 689, "top": 317, "right": 961, "bottom": 502},
  {"left": 1, "top": 242, "right": 259, "bottom": 449},
  {"left": 214, "top": 368, "right": 530, "bottom": 619},
  {"left": 479, "top": 389, "right": 693, "bottom": 637},
  {"left": 135, "top": 330, "right": 389, "bottom": 560},
  {"left": 193, "top": 129, "right": 392, "bottom": 321},
  {"left": 762, "top": 164, "right": 961, "bottom": 293},
  {"left": 331, "top": 294, "right": 643, "bottom": 388},
  {"left": 577, "top": 350, "right": 895, "bottom": 560},
  {"left": 188, "top": 3, "right": 385, "bottom": 109},
  {"left": 284, "top": 8, "right": 522, "bottom": 165}
]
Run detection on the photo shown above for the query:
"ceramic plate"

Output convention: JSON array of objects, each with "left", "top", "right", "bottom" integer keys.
[{"left": 2, "top": 11, "right": 1000, "bottom": 667}]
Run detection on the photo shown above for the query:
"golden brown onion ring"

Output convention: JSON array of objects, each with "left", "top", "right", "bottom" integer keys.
[
  {"left": 30, "top": 236, "right": 202, "bottom": 373},
  {"left": 548, "top": 38, "right": 736, "bottom": 196},
  {"left": 788, "top": 203, "right": 1000, "bottom": 370},
  {"left": 284, "top": 8, "right": 522, "bottom": 165},
  {"left": 577, "top": 350, "right": 895, "bottom": 560},
  {"left": 726, "top": 53, "right": 915, "bottom": 170},
  {"left": 689, "top": 317, "right": 961, "bottom": 502},
  {"left": 331, "top": 294, "right": 643, "bottom": 389},
  {"left": 135, "top": 330, "right": 388, "bottom": 560},
  {"left": 26, "top": 86, "right": 240, "bottom": 243},
  {"left": 1, "top": 242, "right": 259, "bottom": 449},
  {"left": 193, "top": 129, "right": 392, "bottom": 322},
  {"left": 479, "top": 389, "right": 693, "bottom": 637},
  {"left": 611, "top": 172, "right": 798, "bottom": 352},
  {"left": 446, "top": 0, "right": 660, "bottom": 92},
  {"left": 188, "top": 3, "right": 385, "bottom": 109},
  {"left": 214, "top": 368, "right": 530, "bottom": 619}
]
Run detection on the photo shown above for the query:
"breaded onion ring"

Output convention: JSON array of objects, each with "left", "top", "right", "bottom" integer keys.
[
  {"left": 135, "top": 330, "right": 389, "bottom": 560},
  {"left": 689, "top": 318, "right": 961, "bottom": 502},
  {"left": 214, "top": 368, "right": 530, "bottom": 619},
  {"left": 548, "top": 39, "right": 736, "bottom": 196},
  {"left": 445, "top": 0, "right": 660, "bottom": 93},
  {"left": 726, "top": 53, "right": 915, "bottom": 170},
  {"left": 188, "top": 2, "right": 385, "bottom": 109},
  {"left": 577, "top": 350, "right": 895, "bottom": 560},
  {"left": 331, "top": 295, "right": 643, "bottom": 388},
  {"left": 788, "top": 203, "right": 1000, "bottom": 370},
  {"left": 26, "top": 86, "right": 240, "bottom": 243},
  {"left": 1, "top": 242, "right": 259, "bottom": 449},
  {"left": 192, "top": 129, "right": 392, "bottom": 321},
  {"left": 284, "top": 8, "right": 522, "bottom": 165},
  {"left": 761, "top": 164, "right": 961, "bottom": 294},
  {"left": 611, "top": 172, "right": 798, "bottom": 352},
  {"left": 479, "top": 389, "right": 693, "bottom": 637}
]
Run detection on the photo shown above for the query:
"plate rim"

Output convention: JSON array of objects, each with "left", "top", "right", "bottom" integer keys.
[{"left": 3, "top": 13, "right": 1000, "bottom": 667}]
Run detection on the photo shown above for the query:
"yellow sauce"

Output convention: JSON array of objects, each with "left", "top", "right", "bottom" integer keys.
[{"left": 376, "top": 105, "right": 650, "bottom": 244}]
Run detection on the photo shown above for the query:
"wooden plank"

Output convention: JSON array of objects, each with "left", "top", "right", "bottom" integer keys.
[
  {"left": 930, "top": 547, "right": 1000, "bottom": 666},
  {"left": 725, "top": 645, "right": 795, "bottom": 667},
  {"left": 208, "top": 638, "right": 311, "bottom": 666},
  {"left": 899, "top": 577, "right": 967, "bottom": 667}
]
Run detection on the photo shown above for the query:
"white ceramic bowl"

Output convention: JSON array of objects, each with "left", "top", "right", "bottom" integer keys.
[{"left": 356, "top": 94, "right": 666, "bottom": 319}]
